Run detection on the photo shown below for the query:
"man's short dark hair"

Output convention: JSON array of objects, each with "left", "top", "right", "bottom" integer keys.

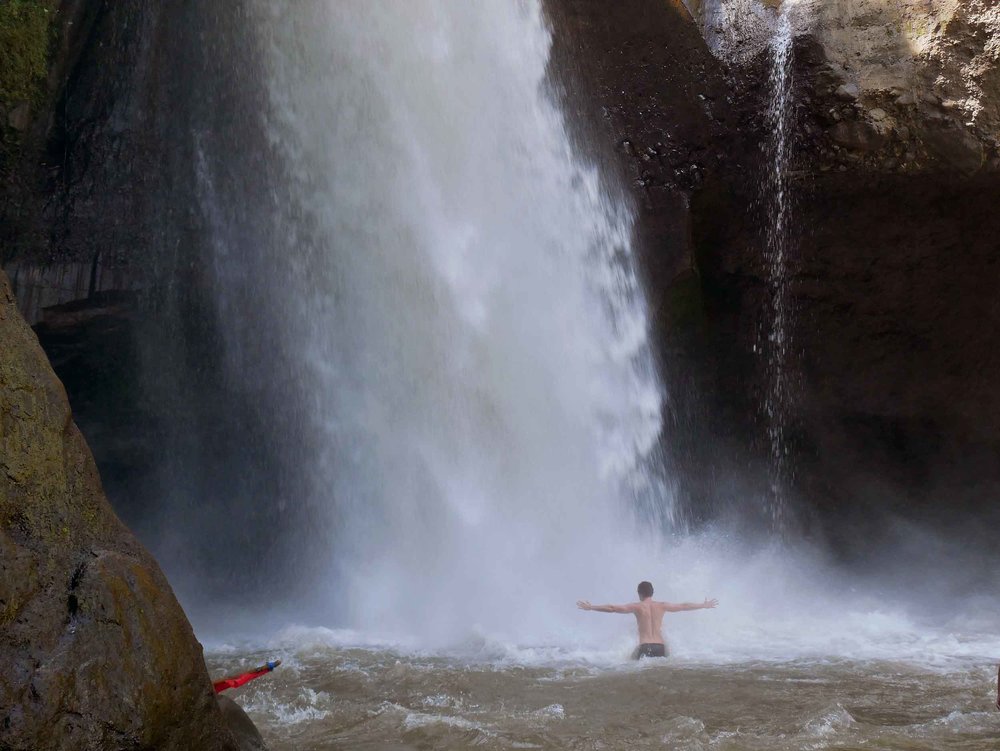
[{"left": 637, "top": 581, "right": 654, "bottom": 599}]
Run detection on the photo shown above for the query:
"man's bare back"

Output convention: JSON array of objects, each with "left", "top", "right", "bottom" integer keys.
[{"left": 577, "top": 580, "right": 718, "bottom": 658}]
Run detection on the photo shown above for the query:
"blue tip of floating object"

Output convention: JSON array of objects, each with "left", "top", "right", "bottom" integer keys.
[{"left": 267, "top": 660, "right": 279, "bottom": 671}]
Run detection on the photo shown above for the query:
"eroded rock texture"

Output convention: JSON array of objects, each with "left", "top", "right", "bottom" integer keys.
[
  {"left": 807, "top": 0, "right": 1000, "bottom": 173},
  {"left": 549, "top": 0, "right": 1000, "bottom": 544},
  {"left": 688, "top": 0, "right": 1000, "bottom": 546},
  {"left": 0, "top": 270, "right": 238, "bottom": 750}
]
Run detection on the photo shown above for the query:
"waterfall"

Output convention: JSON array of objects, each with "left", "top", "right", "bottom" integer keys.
[
  {"left": 183, "top": 1, "right": 668, "bottom": 643},
  {"left": 760, "top": 7, "right": 795, "bottom": 528},
  {"left": 687, "top": 0, "right": 799, "bottom": 529}
]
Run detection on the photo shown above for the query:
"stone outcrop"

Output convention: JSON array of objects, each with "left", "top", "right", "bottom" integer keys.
[
  {"left": 0, "top": 269, "right": 239, "bottom": 749},
  {"left": 806, "top": 0, "right": 999, "bottom": 171},
  {"left": 217, "top": 696, "right": 267, "bottom": 751},
  {"left": 751, "top": 0, "right": 998, "bottom": 183},
  {"left": 686, "top": 0, "right": 1000, "bottom": 171}
]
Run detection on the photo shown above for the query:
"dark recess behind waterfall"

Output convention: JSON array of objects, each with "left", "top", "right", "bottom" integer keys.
[
  {"left": 8, "top": 0, "right": 339, "bottom": 612},
  {"left": 6, "top": 0, "right": 1000, "bottom": 612}
]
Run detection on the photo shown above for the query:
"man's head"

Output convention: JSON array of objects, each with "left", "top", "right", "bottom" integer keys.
[{"left": 637, "top": 581, "right": 654, "bottom": 600}]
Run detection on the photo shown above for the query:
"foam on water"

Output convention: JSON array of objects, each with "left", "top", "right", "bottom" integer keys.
[
  {"left": 803, "top": 705, "right": 856, "bottom": 737},
  {"left": 207, "top": 592, "right": 1000, "bottom": 750},
  {"left": 399, "top": 707, "right": 489, "bottom": 733},
  {"left": 206, "top": 532, "right": 1000, "bottom": 674},
  {"left": 239, "top": 686, "right": 332, "bottom": 726}
]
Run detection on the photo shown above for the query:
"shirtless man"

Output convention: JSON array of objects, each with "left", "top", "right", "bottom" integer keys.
[{"left": 577, "top": 581, "right": 718, "bottom": 659}]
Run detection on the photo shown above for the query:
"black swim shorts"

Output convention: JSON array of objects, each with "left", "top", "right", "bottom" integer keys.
[{"left": 632, "top": 643, "right": 667, "bottom": 660}]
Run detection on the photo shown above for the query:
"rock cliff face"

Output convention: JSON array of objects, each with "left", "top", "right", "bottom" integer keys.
[
  {"left": 805, "top": 0, "right": 999, "bottom": 174},
  {"left": 548, "top": 0, "right": 1000, "bottom": 544},
  {"left": 546, "top": 0, "right": 736, "bottom": 281},
  {"left": 0, "top": 270, "right": 238, "bottom": 749},
  {"left": 685, "top": 0, "right": 1000, "bottom": 546}
]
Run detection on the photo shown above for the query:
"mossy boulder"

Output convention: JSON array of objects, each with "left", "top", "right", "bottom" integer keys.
[
  {"left": 0, "top": 1, "right": 54, "bottom": 104},
  {"left": 0, "top": 268, "right": 240, "bottom": 749}
]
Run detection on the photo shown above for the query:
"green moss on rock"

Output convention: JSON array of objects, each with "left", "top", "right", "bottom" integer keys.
[
  {"left": 0, "top": 270, "right": 241, "bottom": 749},
  {"left": 0, "top": 0, "right": 57, "bottom": 174},
  {"left": 0, "top": 0, "right": 55, "bottom": 107}
]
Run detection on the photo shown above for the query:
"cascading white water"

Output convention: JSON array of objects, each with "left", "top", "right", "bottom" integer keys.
[
  {"left": 198, "top": 1, "right": 669, "bottom": 644},
  {"left": 761, "top": 7, "right": 795, "bottom": 528}
]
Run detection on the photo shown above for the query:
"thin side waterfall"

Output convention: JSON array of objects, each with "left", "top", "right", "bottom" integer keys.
[
  {"left": 683, "top": 0, "right": 798, "bottom": 530},
  {"left": 761, "top": 7, "right": 795, "bottom": 529},
  {"left": 189, "top": 1, "right": 670, "bottom": 643}
]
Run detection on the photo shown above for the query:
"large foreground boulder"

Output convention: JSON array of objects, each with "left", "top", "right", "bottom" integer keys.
[{"left": 0, "top": 269, "right": 239, "bottom": 749}]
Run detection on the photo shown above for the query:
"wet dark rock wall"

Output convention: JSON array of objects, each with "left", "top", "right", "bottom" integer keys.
[
  {"left": 695, "top": 165, "right": 1000, "bottom": 548},
  {"left": 4, "top": 0, "right": 328, "bottom": 610},
  {"left": 688, "top": 8, "right": 1000, "bottom": 552},
  {"left": 548, "top": 0, "right": 1000, "bottom": 551}
]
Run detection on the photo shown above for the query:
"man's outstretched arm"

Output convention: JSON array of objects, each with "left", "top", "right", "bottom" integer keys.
[
  {"left": 661, "top": 598, "right": 718, "bottom": 613},
  {"left": 577, "top": 600, "right": 634, "bottom": 614}
]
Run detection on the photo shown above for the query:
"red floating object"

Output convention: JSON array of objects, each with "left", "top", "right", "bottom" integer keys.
[{"left": 213, "top": 659, "right": 281, "bottom": 693}]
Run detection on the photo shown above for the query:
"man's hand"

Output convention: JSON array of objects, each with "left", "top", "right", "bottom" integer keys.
[
  {"left": 576, "top": 600, "right": 592, "bottom": 611},
  {"left": 702, "top": 598, "right": 719, "bottom": 609}
]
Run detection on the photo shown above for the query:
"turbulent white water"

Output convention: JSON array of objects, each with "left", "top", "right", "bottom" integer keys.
[
  {"left": 207, "top": 532, "right": 1000, "bottom": 749},
  {"left": 199, "top": 1, "right": 669, "bottom": 644},
  {"left": 210, "top": 529, "right": 1000, "bottom": 666}
]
